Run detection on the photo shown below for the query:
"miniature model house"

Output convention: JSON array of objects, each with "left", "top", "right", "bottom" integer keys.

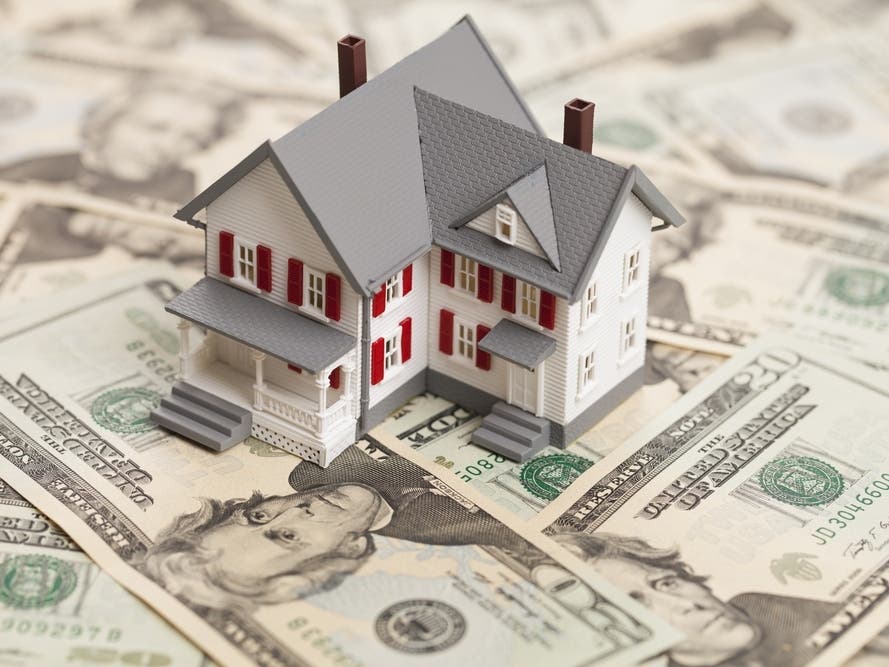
[{"left": 150, "top": 17, "right": 684, "bottom": 466}]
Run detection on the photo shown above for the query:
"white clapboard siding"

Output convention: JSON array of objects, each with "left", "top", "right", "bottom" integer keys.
[
  {"left": 563, "top": 194, "right": 651, "bottom": 423},
  {"left": 367, "top": 253, "right": 430, "bottom": 409},
  {"left": 465, "top": 197, "right": 547, "bottom": 261},
  {"left": 427, "top": 247, "right": 570, "bottom": 424},
  {"left": 205, "top": 158, "right": 362, "bottom": 412}
]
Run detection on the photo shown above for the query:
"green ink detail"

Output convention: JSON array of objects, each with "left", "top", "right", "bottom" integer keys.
[
  {"left": 247, "top": 438, "right": 291, "bottom": 458},
  {"left": 825, "top": 268, "right": 889, "bottom": 307},
  {"left": 596, "top": 119, "right": 658, "bottom": 150},
  {"left": 759, "top": 456, "right": 844, "bottom": 507},
  {"left": 520, "top": 454, "right": 594, "bottom": 502},
  {"left": 0, "top": 555, "right": 77, "bottom": 609},
  {"left": 91, "top": 387, "right": 162, "bottom": 434}
]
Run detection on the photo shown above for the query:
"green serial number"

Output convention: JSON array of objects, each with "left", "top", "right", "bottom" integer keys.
[
  {"left": 457, "top": 453, "right": 507, "bottom": 482},
  {"left": 0, "top": 617, "right": 122, "bottom": 642},
  {"left": 811, "top": 475, "right": 889, "bottom": 545}
]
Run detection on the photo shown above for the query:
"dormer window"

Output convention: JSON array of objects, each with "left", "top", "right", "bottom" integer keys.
[{"left": 494, "top": 203, "right": 517, "bottom": 245}]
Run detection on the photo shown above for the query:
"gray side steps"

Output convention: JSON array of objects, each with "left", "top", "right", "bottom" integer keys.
[
  {"left": 150, "top": 381, "right": 252, "bottom": 452},
  {"left": 471, "top": 401, "right": 550, "bottom": 463}
]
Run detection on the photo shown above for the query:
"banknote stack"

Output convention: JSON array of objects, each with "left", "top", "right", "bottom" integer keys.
[{"left": 1, "top": 1, "right": 889, "bottom": 665}]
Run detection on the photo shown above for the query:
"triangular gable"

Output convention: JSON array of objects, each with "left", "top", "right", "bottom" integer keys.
[{"left": 505, "top": 164, "right": 560, "bottom": 271}]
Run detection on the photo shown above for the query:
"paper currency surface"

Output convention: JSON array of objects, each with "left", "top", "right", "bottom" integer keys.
[
  {"left": 373, "top": 343, "right": 724, "bottom": 520},
  {"left": 533, "top": 334, "right": 889, "bottom": 667},
  {"left": 0, "top": 479, "right": 208, "bottom": 667},
  {"left": 0, "top": 268, "right": 678, "bottom": 667}
]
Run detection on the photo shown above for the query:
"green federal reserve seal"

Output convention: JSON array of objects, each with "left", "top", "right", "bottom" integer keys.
[
  {"left": 520, "top": 453, "right": 595, "bottom": 502},
  {"left": 759, "top": 456, "right": 845, "bottom": 507},
  {"left": 91, "top": 387, "right": 162, "bottom": 434},
  {"left": 0, "top": 555, "right": 77, "bottom": 609},
  {"left": 825, "top": 268, "right": 889, "bottom": 307}
]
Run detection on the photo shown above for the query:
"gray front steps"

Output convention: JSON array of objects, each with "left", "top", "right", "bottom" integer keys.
[
  {"left": 150, "top": 381, "right": 252, "bottom": 452},
  {"left": 471, "top": 401, "right": 550, "bottom": 462}
]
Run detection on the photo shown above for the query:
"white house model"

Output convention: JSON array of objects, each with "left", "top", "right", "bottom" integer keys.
[{"left": 150, "top": 18, "right": 685, "bottom": 467}]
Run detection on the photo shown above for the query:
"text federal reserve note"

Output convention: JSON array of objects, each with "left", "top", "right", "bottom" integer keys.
[
  {"left": 533, "top": 334, "right": 889, "bottom": 667},
  {"left": 0, "top": 268, "right": 678, "bottom": 667}
]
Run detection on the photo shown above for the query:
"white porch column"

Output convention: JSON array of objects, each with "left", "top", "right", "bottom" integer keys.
[
  {"left": 177, "top": 319, "right": 191, "bottom": 380},
  {"left": 252, "top": 350, "right": 267, "bottom": 410},
  {"left": 315, "top": 372, "right": 328, "bottom": 414},
  {"left": 535, "top": 361, "right": 545, "bottom": 417},
  {"left": 342, "top": 361, "right": 355, "bottom": 418}
]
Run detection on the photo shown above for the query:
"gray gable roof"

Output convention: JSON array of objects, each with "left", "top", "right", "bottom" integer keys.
[
  {"left": 416, "top": 88, "right": 684, "bottom": 301},
  {"left": 177, "top": 17, "right": 541, "bottom": 297},
  {"left": 505, "top": 165, "right": 560, "bottom": 270}
]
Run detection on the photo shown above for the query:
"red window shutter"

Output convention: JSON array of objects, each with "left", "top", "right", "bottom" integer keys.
[
  {"left": 371, "top": 338, "right": 385, "bottom": 385},
  {"left": 325, "top": 273, "right": 341, "bottom": 321},
  {"left": 438, "top": 309, "right": 454, "bottom": 355},
  {"left": 219, "top": 231, "right": 235, "bottom": 277},
  {"left": 256, "top": 244, "right": 272, "bottom": 292},
  {"left": 540, "top": 290, "right": 556, "bottom": 329},
  {"left": 287, "top": 364, "right": 302, "bottom": 374},
  {"left": 400, "top": 317, "right": 412, "bottom": 362},
  {"left": 476, "top": 324, "right": 491, "bottom": 370},
  {"left": 501, "top": 275, "right": 516, "bottom": 313},
  {"left": 372, "top": 287, "right": 386, "bottom": 317},
  {"left": 287, "top": 258, "right": 303, "bottom": 306},
  {"left": 329, "top": 367, "right": 341, "bottom": 389},
  {"left": 477, "top": 264, "right": 494, "bottom": 302},
  {"left": 402, "top": 264, "right": 413, "bottom": 295},
  {"left": 440, "top": 249, "right": 455, "bottom": 287}
]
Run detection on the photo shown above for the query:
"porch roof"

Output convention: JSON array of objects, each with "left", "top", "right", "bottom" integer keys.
[
  {"left": 166, "top": 277, "right": 354, "bottom": 374},
  {"left": 478, "top": 319, "right": 556, "bottom": 370}
]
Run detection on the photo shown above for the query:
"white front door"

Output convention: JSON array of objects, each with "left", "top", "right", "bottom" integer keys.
[{"left": 510, "top": 365, "right": 538, "bottom": 414}]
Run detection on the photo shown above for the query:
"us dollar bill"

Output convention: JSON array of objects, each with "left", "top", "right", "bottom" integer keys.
[
  {"left": 532, "top": 333, "right": 889, "bottom": 667},
  {"left": 640, "top": 167, "right": 889, "bottom": 355},
  {"left": 0, "top": 267, "right": 678, "bottom": 667},
  {"left": 372, "top": 343, "right": 724, "bottom": 520},
  {"left": 0, "top": 478, "right": 209, "bottom": 667}
]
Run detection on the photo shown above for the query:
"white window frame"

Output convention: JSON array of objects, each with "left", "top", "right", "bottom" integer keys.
[
  {"left": 494, "top": 203, "right": 518, "bottom": 245},
  {"left": 519, "top": 281, "right": 539, "bottom": 323},
  {"left": 236, "top": 240, "right": 256, "bottom": 286},
  {"left": 577, "top": 349, "right": 596, "bottom": 397},
  {"left": 623, "top": 246, "right": 642, "bottom": 294},
  {"left": 455, "top": 318, "right": 476, "bottom": 364},
  {"left": 620, "top": 317, "right": 638, "bottom": 359},
  {"left": 305, "top": 266, "right": 326, "bottom": 314},
  {"left": 457, "top": 255, "right": 478, "bottom": 296},
  {"left": 385, "top": 273, "right": 402, "bottom": 304},
  {"left": 384, "top": 331, "right": 401, "bottom": 372},
  {"left": 581, "top": 279, "right": 598, "bottom": 327}
]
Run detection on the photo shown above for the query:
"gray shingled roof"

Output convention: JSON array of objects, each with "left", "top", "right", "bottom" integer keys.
[
  {"left": 417, "top": 88, "right": 629, "bottom": 300},
  {"left": 269, "top": 17, "right": 540, "bottom": 296},
  {"left": 166, "top": 278, "right": 354, "bottom": 374},
  {"left": 505, "top": 165, "right": 560, "bottom": 270},
  {"left": 479, "top": 319, "right": 556, "bottom": 369}
]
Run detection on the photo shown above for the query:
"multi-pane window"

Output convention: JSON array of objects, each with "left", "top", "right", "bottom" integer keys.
[
  {"left": 386, "top": 273, "right": 401, "bottom": 303},
  {"left": 238, "top": 243, "right": 255, "bottom": 284},
  {"left": 307, "top": 268, "right": 325, "bottom": 311},
  {"left": 624, "top": 248, "right": 641, "bottom": 292},
  {"left": 578, "top": 350, "right": 596, "bottom": 393},
  {"left": 385, "top": 333, "right": 400, "bottom": 370},
  {"left": 458, "top": 256, "right": 477, "bottom": 295},
  {"left": 495, "top": 203, "right": 517, "bottom": 244},
  {"left": 456, "top": 320, "right": 475, "bottom": 362},
  {"left": 583, "top": 281, "right": 598, "bottom": 323},
  {"left": 621, "top": 317, "right": 637, "bottom": 357},
  {"left": 520, "top": 282, "right": 539, "bottom": 320}
]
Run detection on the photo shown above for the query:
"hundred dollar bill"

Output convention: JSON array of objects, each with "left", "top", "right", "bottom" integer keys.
[
  {"left": 532, "top": 334, "right": 889, "bottom": 667},
  {"left": 0, "top": 478, "right": 208, "bottom": 667},
  {"left": 373, "top": 343, "right": 724, "bottom": 520},
  {"left": 0, "top": 267, "right": 678, "bottom": 667}
]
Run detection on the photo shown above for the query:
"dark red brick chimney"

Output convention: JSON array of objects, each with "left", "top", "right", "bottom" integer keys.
[
  {"left": 338, "top": 35, "right": 367, "bottom": 98},
  {"left": 563, "top": 98, "right": 595, "bottom": 153}
]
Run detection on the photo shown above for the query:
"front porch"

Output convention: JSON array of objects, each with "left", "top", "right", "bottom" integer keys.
[{"left": 152, "top": 277, "right": 358, "bottom": 466}]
